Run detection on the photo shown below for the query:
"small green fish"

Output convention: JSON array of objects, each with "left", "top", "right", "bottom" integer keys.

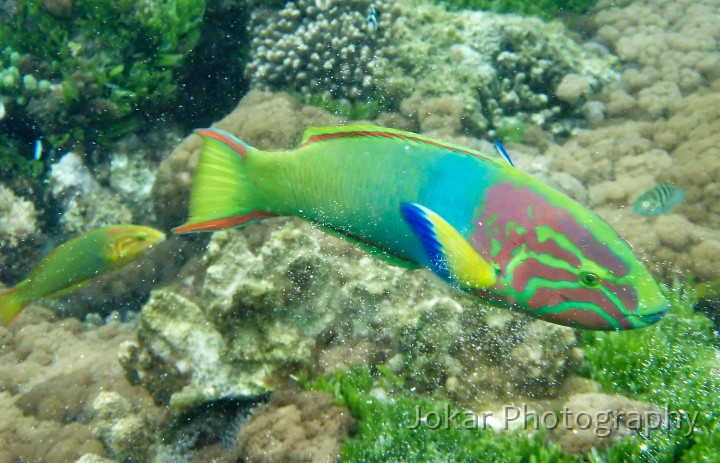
[
  {"left": 0, "top": 225, "right": 165, "bottom": 325},
  {"left": 633, "top": 182, "right": 684, "bottom": 216}
]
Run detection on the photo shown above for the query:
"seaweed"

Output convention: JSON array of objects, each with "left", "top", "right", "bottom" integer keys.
[
  {"left": 305, "top": 366, "right": 582, "bottom": 463},
  {"left": 0, "top": 0, "right": 206, "bottom": 148},
  {"left": 298, "top": 281, "right": 720, "bottom": 462},
  {"left": 581, "top": 285, "right": 720, "bottom": 462}
]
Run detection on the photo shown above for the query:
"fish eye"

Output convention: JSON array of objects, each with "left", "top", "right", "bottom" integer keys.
[
  {"left": 579, "top": 271, "right": 600, "bottom": 288},
  {"left": 136, "top": 233, "right": 147, "bottom": 242}
]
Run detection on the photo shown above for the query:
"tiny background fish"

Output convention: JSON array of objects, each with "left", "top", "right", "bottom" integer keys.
[{"left": 633, "top": 182, "right": 684, "bottom": 216}]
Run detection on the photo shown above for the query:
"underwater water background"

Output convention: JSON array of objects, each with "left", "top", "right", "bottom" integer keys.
[{"left": 0, "top": 0, "right": 719, "bottom": 461}]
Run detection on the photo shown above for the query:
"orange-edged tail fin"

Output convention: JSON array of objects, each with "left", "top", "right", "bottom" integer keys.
[
  {"left": 0, "top": 287, "right": 30, "bottom": 326},
  {"left": 172, "top": 128, "right": 273, "bottom": 234}
]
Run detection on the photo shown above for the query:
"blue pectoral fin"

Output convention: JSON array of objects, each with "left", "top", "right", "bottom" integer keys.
[{"left": 400, "top": 202, "right": 497, "bottom": 289}]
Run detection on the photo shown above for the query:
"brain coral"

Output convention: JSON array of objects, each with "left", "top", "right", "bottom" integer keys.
[{"left": 245, "top": 0, "right": 400, "bottom": 102}]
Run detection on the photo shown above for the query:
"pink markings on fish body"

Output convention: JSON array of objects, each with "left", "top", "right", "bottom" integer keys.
[{"left": 471, "top": 182, "right": 630, "bottom": 284}]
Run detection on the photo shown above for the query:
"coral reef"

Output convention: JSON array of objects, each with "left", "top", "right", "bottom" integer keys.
[
  {"left": 0, "top": 314, "right": 160, "bottom": 462},
  {"left": 437, "top": 0, "right": 597, "bottom": 21},
  {"left": 0, "top": 184, "right": 44, "bottom": 283},
  {"left": 2, "top": 0, "right": 719, "bottom": 460},
  {"left": 245, "top": 0, "right": 400, "bottom": 103},
  {"left": 541, "top": 0, "right": 720, "bottom": 283},
  {"left": 119, "top": 288, "right": 267, "bottom": 410},
  {"left": 123, "top": 218, "right": 582, "bottom": 415},
  {"left": 244, "top": 1, "right": 616, "bottom": 136},
  {"left": 388, "top": 4, "right": 619, "bottom": 137},
  {"left": 92, "top": 392, "right": 155, "bottom": 462},
  {"left": 594, "top": 0, "right": 720, "bottom": 116},
  {"left": 234, "top": 388, "right": 356, "bottom": 463},
  {"left": 48, "top": 152, "right": 134, "bottom": 238}
]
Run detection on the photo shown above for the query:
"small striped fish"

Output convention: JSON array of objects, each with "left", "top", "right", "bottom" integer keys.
[{"left": 633, "top": 182, "right": 684, "bottom": 216}]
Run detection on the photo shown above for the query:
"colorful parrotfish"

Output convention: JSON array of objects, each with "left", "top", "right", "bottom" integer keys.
[
  {"left": 0, "top": 225, "right": 165, "bottom": 325},
  {"left": 174, "top": 125, "right": 668, "bottom": 330}
]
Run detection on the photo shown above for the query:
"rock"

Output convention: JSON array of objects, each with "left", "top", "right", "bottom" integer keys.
[
  {"left": 0, "top": 185, "right": 44, "bottom": 282},
  {"left": 124, "top": 220, "right": 581, "bottom": 411},
  {"left": 75, "top": 454, "right": 118, "bottom": 463},
  {"left": 234, "top": 388, "right": 355, "bottom": 463},
  {"left": 91, "top": 392, "right": 154, "bottom": 462},
  {"left": 551, "top": 393, "right": 664, "bottom": 455},
  {"left": 555, "top": 74, "right": 593, "bottom": 104}
]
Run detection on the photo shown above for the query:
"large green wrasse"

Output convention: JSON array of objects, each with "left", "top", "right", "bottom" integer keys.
[
  {"left": 633, "top": 182, "right": 684, "bottom": 216},
  {"left": 0, "top": 225, "right": 165, "bottom": 325},
  {"left": 174, "top": 125, "right": 668, "bottom": 331}
]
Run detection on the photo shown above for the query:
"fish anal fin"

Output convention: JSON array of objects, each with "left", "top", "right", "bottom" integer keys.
[
  {"left": 400, "top": 202, "right": 497, "bottom": 289},
  {"left": 317, "top": 225, "right": 420, "bottom": 270},
  {"left": 173, "top": 212, "right": 276, "bottom": 234},
  {"left": 44, "top": 280, "right": 89, "bottom": 299}
]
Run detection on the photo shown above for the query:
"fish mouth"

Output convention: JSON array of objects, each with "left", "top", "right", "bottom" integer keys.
[{"left": 628, "top": 306, "right": 668, "bottom": 328}]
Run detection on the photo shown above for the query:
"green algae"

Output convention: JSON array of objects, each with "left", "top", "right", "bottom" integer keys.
[
  {"left": 0, "top": 135, "right": 43, "bottom": 182},
  {"left": 0, "top": 0, "right": 205, "bottom": 148},
  {"left": 303, "top": 93, "right": 387, "bottom": 121},
  {"left": 581, "top": 286, "right": 720, "bottom": 462},
  {"left": 306, "top": 366, "right": 582, "bottom": 463},
  {"left": 298, "top": 281, "right": 719, "bottom": 462}
]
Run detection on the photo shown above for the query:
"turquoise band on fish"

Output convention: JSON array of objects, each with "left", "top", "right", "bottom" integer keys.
[{"left": 173, "top": 125, "right": 668, "bottom": 331}]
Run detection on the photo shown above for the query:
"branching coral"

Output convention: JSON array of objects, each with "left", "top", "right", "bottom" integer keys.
[
  {"left": 388, "top": 4, "right": 618, "bottom": 137},
  {"left": 245, "top": 0, "right": 400, "bottom": 107}
]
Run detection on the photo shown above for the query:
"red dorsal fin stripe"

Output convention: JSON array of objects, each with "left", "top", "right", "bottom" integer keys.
[
  {"left": 300, "top": 126, "right": 496, "bottom": 163},
  {"left": 196, "top": 128, "right": 248, "bottom": 161}
]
